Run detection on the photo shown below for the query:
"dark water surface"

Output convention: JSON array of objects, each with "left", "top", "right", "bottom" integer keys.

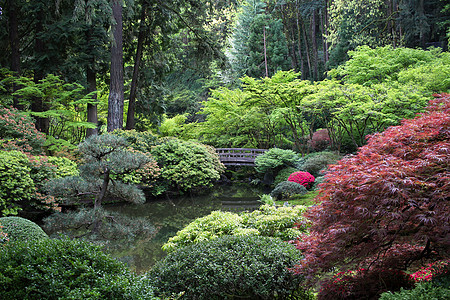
[{"left": 105, "top": 184, "right": 266, "bottom": 273}]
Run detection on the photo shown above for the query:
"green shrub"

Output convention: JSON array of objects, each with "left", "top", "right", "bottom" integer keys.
[
  {"left": 0, "top": 150, "right": 35, "bottom": 216},
  {"left": 47, "top": 156, "right": 79, "bottom": 178},
  {"left": 0, "top": 222, "right": 8, "bottom": 245},
  {"left": 271, "top": 181, "right": 308, "bottom": 200},
  {"left": 0, "top": 238, "right": 158, "bottom": 299},
  {"left": 274, "top": 167, "right": 298, "bottom": 186},
  {"left": 151, "top": 138, "right": 224, "bottom": 193},
  {"left": 379, "top": 281, "right": 450, "bottom": 300},
  {"left": 151, "top": 235, "right": 313, "bottom": 300},
  {"left": 0, "top": 216, "right": 48, "bottom": 241},
  {"left": 162, "top": 211, "right": 244, "bottom": 252},
  {"left": 241, "top": 204, "right": 309, "bottom": 240},
  {"left": 112, "top": 129, "right": 159, "bottom": 153},
  {"left": 254, "top": 148, "right": 299, "bottom": 174},
  {"left": 297, "top": 151, "right": 341, "bottom": 178},
  {"left": 162, "top": 204, "right": 309, "bottom": 252}
]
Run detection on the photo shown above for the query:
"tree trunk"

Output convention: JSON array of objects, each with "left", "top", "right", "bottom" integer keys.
[
  {"left": 8, "top": 0, "right": 22, "bottom": 109},
  {"left": 302, "top": 19, "right": 312, "bottom": 80},
  {"left": 107, "top": 0, "right": 124, "bottom": 132},
  {"left": 86, "top": 66, "right": 98, "bottom": 136},
  {"left": 263, "top": 26, "right": 269, "bottom": 77},
  {"left": 311, "top": 9, "right": 319, "bottom": 81},
  {"left": 126, "top": 7, "right": 146, "bottom": 130},
  {"left": 86, "top": 26, "right": 99, "bottom": 137},
  {"left": 32, "top": 4, "right": 49, "bottom": 134},
  {"left": 295, "top": 2, "right": 304, "bottom": 79}
]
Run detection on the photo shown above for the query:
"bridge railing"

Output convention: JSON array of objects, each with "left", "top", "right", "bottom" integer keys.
[{"left": 216, "top": 148, "right": 267, "bottom": 166}]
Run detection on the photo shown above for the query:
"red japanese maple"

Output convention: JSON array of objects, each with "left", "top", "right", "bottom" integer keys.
[{"left": 293, "top": 94, "right": 450, "bottom": 283}]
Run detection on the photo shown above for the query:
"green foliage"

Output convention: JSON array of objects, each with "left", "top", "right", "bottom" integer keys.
[
  {"left": 46, "top": 134, "right": 152, "bottom": 206},
  {"left": 46, "top": 156, "right": 79, "bottom": 178},
  {"left": 274, "top": 167, "right": 299, "bottom": 186},
  {"left": 0, "top": 222, "right": 8, "bottom": 245},
  {"left": 0, "top": 106, "right": 45, "bottom": 154},
  {"left": 379, "top": 281, "right": 450, "bottom": 300},
  {"left": 0, "top": 150, "right": 34, "bottom": 216},
  {"left": 0, "top": 238, "right": 158, "bottom": 299},
  {"left": 298, "top": 151, "right": 341, "bottom": 178},
  {"left": 9, "top": 74, "right": 100, "bottom": 146},
  {"left": 162, "top": 204, "right": 309, "bottom": 252},
  {"left": 151, "top": 235, "right": 312, "bottom": 300},
  {"left": 150, "top": 138, "right": 224, "bottom": 193},
  {"left": 113, "top": 130, "right": 158, "bottom": 153},
  {"left": 0, "top": 216, "right": 48, "bottom": 242},
  {"left": 330, "top": 46, "right": 450, "bottom": 93},
  {"left": 159, "top": 114, "right": 188, "bottom": 138},
  {"left": 43, "top": 207, "right": 157, "bottom": 248},
  {"left": 271, "top": 181, "right": 308, "bottom": 200},
  {"left": 255, "top": 148, "right": 299, "bottom": 174}
]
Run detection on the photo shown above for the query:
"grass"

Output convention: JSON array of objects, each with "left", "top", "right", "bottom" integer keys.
[{"left": 275, "top": 190, "right": 320, "bottom": 207}]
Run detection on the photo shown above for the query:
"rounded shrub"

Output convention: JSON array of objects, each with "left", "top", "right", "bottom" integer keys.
[
  {"left": 0, "top": 150, "right": 35, "bottom": 216},
  {"left": 271, "top": 181, "right": 308, "bottom": 200},
  {"left": 162, "top": 205, "right": 310, "bottom": 252},
  {"left": 151, "top": 235, "right": 313, "bottom": 300},
  {"left": 151, "top": 138, "right": 224, "bottom": 193},
  {"left": 0, "top": 216, "right": 48, "bottom": 241},
  {"left": 254, "top": 148, "right": 299, "bottom": 174},
  {"left": 298, "top": 151, "right": 341, "bottom": 178},
  {"left": 0, "top": 238, "right": 158, "bottom": 299},
  {"left": 288, "top": 171, "right": 315, "bottom": 189}
]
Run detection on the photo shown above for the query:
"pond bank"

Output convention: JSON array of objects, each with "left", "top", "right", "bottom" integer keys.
[{"left": 105, "top": 183, "right": 268, "bottom": 273}]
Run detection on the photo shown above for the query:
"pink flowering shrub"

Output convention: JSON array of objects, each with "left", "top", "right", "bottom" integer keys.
[
  {"left": 0, "top": 106, "right": 45, "bottom": 155},
  {"left": 410, "top": 260, "right": 450, "bottom": 282},
  {"left": 318, "top": 268, "right": 414, "bottom": 300},
  {"left": 287, "top": 171, "right": 315, "bottom": 189}
]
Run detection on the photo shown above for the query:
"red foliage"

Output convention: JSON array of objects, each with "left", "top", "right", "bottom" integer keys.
[
  {"left": 308, "top": 129, "right": 331, "bottom": 151},
  {"left": 293, "top": 94, "right": 450, "bottom": 284},
  {"left": 288, "top": 171, "right": 315, "bottom": 189}
]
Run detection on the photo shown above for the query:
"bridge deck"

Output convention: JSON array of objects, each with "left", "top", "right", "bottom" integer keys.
[{"left": 216, "top": 148, "right": 267, "bottom": 166}]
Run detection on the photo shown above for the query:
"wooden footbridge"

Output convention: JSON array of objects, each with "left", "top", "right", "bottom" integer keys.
[{"left": 216, "top": 148, "right": 267, "bottom": 166}]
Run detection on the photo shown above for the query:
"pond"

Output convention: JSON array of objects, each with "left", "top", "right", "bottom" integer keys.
[{"left": 105, "top": 183, "right": 268, "bottom": 273}]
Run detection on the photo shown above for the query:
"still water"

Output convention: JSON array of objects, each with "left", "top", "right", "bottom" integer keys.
[{"left": 105, "top": 184, "right": 266, "bottom": 273}]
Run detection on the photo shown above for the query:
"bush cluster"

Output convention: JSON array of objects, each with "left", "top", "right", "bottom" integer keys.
[
  {"left": 162, "top": 204, "right": 309, "bottom": 252},
  {"left": 151, "top": 235, "right": 313, "bottom": 300},
  {"left": 296, "top": 151, "right": 341, "bottom": 178},
  {"left": 288, "top": 171, "right": 315, "bottom": 189},
  {"left": 150, "top": 138, "right": 224, "bottom": 193},
  {"left": 254, "top": 148, "right": 299, "bottom": 175},
  {"left": 0, "top": 106, "right": 45, "bottom": 155},
  {"left": 0, "top": 238, "right": 158, "bottom": 299},
  {"left": 0, "top": 216, "right": 48, "bottom": 242},
  {"left": 271, "top": 181, "right": 308, "bottom": 200},
  {"left": 274, "top": 167, "right": 298, "bottom": 186},
  {"left": 0, "top": 150, "right": 35, "bottom": 216}
]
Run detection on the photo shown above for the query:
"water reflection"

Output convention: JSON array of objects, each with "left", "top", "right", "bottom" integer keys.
[{"left": 105, "top": 184, "right": 266, "bottom": 273}]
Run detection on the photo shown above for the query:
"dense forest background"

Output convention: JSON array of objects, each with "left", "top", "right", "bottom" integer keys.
[{"left": 0, "top": 0, "right": 449, "bottom": 149}]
